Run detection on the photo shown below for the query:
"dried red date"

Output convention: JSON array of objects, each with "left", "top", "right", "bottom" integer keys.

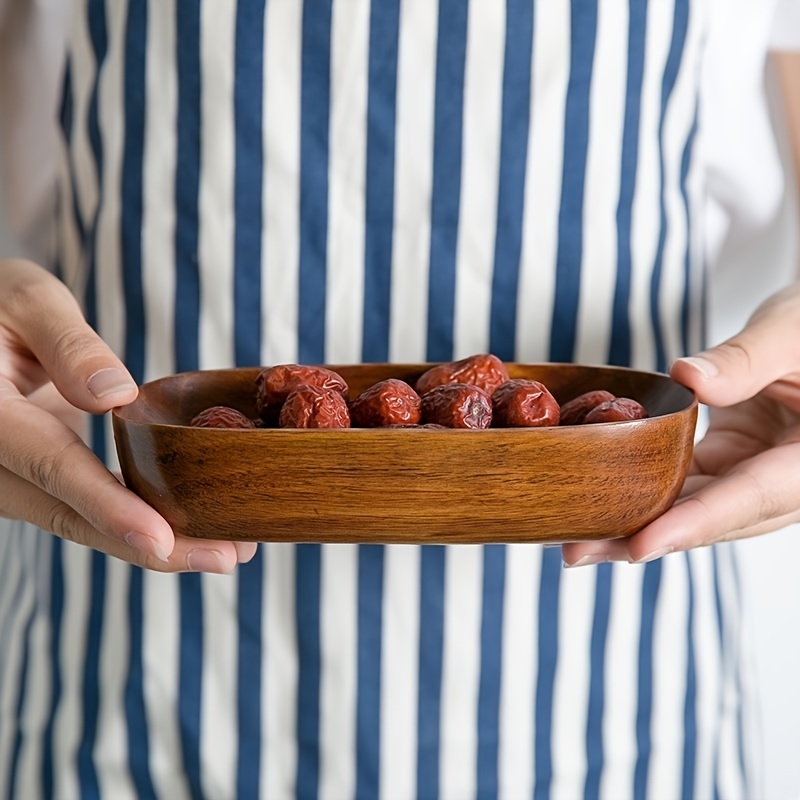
[
  {"left": 415, "top": 353, "right": 509, "bottom": 397},
  {"left": 190, "top": 406, "right": 256, "bottom": 429},
  {"left": 559, "top": 390, "right": 615, "bottom": 426},
  {"left": 349, "top": 379, "right": 421, "bottom": 427},
  {"left": 278, "top": 385, "right": 351, "bottom": 428},
  {"left": 420, "top": 383, "right": 492, "bottom": 429},
  {"left": 583, "top": 397, "right": 647, "bottom": 424},
  {"left": 256, "top": 364, "right": 348, "bottom": 422},
  {"left": 491, "top": 379, "right": 560, "bottom": 427}
]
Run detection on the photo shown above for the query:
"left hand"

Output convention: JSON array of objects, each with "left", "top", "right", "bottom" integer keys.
[{"left": 562, "top": 282, "right": 800, "bottom": 568}]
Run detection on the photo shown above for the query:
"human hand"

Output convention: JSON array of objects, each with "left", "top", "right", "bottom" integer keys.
[
  {"left": 0, "top": 259, "right": 256, "bottom": 572},
  {"left": 562, "top": 282, "right": 800, "bottom": 567}
]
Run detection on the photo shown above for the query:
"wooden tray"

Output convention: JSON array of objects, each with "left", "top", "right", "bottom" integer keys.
[{"left": 111, "top": 363, "right": 697, "bottom": 544}]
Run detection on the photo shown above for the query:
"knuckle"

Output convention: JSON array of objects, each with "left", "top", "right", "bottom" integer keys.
[{"left": 28, "top": 437, "right": 86, "bottom": 497}]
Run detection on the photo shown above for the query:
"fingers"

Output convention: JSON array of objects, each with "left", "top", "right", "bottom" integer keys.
[
  {"left": 563, "top": 443, "right": 800, "bottom": 566},
  {"left": 671, "top": 283, "right": 800, "bottom": 408},
  {"left": 0, "top": 260, "right": 138, "bottom": 412},
  {"left": 0, "top": 465, "right": 257, "bottom": 573},
  {"left": 0, "top": 384, "right": 174, "bottom": 560}
]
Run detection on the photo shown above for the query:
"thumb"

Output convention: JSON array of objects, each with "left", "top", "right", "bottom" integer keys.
[
  {"left": 671, "top": 290, "right": 800, "bottom": 407},
  {"left": 1, "top": 261, "right": 138, "bottom": 413}
]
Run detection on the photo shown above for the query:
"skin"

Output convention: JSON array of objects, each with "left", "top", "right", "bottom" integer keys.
[
  {"left": 563, "top": 53, "right": 800, "bottom": 567},
  {"left": 0, "top": 260, "right": 255, "bottom": 573}
]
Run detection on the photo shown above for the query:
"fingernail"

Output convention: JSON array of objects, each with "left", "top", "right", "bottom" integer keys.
[
  {"left": 564, "top": 554, "right": 610, "bottom": 569},
  {"left": 676, "top": 355, "right": 718, "bottom": 379},
  {"left": 88, "top": 367, "right": 137, "bottom": 399},
  {"left": 187, "top": 548, "right": 231, "bottom": 574},
  {"left": 235, "top": 542, "right": 258, "bottom": 563},
  {"left": 125, "top": 531, "right": 170, "bottom": 562},
  {"left": 633, "top": 546, "right": 675, "bottom": 564}
]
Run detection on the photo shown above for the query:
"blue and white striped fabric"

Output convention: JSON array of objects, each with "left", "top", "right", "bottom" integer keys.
[{"left": 0, "top": 0, "right": 761, "bottom": 798}]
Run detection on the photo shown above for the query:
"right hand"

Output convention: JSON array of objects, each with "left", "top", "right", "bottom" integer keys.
[{"left": 0, "top": 259, "right": 256, "bottom": 572}]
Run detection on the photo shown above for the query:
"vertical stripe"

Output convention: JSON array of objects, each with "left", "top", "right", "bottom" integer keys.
[
  {"left": 76, "top": 549, "right": 106, "bottom": 799},
  {"left": 144, "top": 575, "right": 188, "bottom": 800},
  {"left": 514, "top": 1, "right": 569, "bottom": 363},
  {"left": 549, "top": 0, "right": 597, "bottom": 363},
  {"left": 120, "top": 4, "right": 154, "bottom": 797},
  {"left": 200, "top": 574, "right": 238, "bottom": 797},
  {"left": 356, "top": 546, "right": 384, "bottom": 800},
  {"left": 52, "top": 544, "right": 92, "bottom": 799},
  {"left": 7, "top": 599, "right": 37, "bottom": 800},
  {"left": 295, "top": 9, "right": 332, "bottom": 793},
  {"left": 237, "top": 551, "right": 265, "bottom": 800},
  {"left": 628, "top": 0, "right": 675, "bottom": 372},
  {"left": 174, "top": 0, "right": 202, "bottom": 373},
  {"left": 388, "top": 0, "right": 438, "bottom": 363},
  {"left": 326, "top": 0, "right": 369, "bottom": 364},
  {"left": 679, "top": 111, "right": 699, "bottom": 358},
  {"left": 263, "top": 545, "right": 299, "bottom": 799},
  {"left": 296, "top": 545, "right": 322, "bottom": 800},
  {"left": 489, "top": 0, "right": 533, "bottom": 362},
  {"left": 573, "top": 0, "right": 629, "bottom": 366},
  {"left": 712, "top": 548, "right": 724, "bottom": 800},
  {"left": 362, "top": 0, "right": 401, "bottom": 362},
  {"left": 440, "top": 547, "right": 483, "bottom": 800},
  {"left": 233, "top": 0, "right": 266, "bottom": 367},
  {"left": 633, "top": 560, "right": 663, "bottom": 800},
  {"left": 13, "top": 536, "right": 54, "bottom": 800},
  {"left": 120, "top": 0, "right": 147, "bottom": 384},
  {"left": 609, "top": 1, "right": 647, "bottom": 367},
  {"left": 648, "top": 555, "right": 689, "bottom": 799},
  {"left": 42, "top": 539, "right": 64, "bottom": 799},
  {"left": 532, "top": 547, "right": 562, "bottom": 800},
  {"left": 142, "top": 0, "right": 178, "bottom": 382},
  {"left": 476, "top": 545, "right": 506, "bottom": 799},
  {"left": 126, "top": 568, "right": 154, "bottom": 798},
  {"left": 452, "top": 0, "right": 506, "bottom": 357},
  {"left": 416, "top": 546, "right": 445, "bottom": 800},
  {"left": 584, "top": 564, "right": 612, "bottom": 800},
  {"left": 319, "top": 545, "right": 358, "bottom": 800},
  {"left": 174, "top": 0, "right": 204, "bottom": 793},
  {"left": 298, "top": 0, "right": 333, "bottom": 365},
  {"left": 174, "top": 197, "right": 203, "bottom": 800},
  {"left": 649, "top": 0, "right": 689, "bottom": 373},
  {"left": 0, "top": 533, "right": 27, "bottom": 795},
  {"left": 379, "top": 546, "right": 421, "bottom": 800},
  {"left": 551, "top": 567, "right": 594, "bottom": 799},
  {"left": 497, "top": 545, "right": 539, "bottom": 800},
  {"left": 682, "top": 553, "right": 698, "bottom": 799},
  {"left": 425, "top": 0, "right": 468, "bottom": 362},
  {"left": 262, "top": 0, "right": 303, "bottom": 365}
]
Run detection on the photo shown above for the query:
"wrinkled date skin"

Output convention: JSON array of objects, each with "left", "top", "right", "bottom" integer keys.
[
  {"left": 190, "top": 406, "right": 256, "bottom": 429},
  {"left": 492, "top": 379, "right": 560, "bottom": 427},
  {"left": 279, "top": 385, "right": 351, "bottom": 428},
  {"left": 583, "top": 397, "right": 647, "bottom": 424},
  {"left": 256, "top": 364, "right": 349, "bottom": 422},
  {"left": 416, "top": 353, "right": 510, "bottom": 397},
  {"left": 420, "top": 383, "right": 493, "bottom": 429},
  {"left": 349, "top": 379, "right": 422, "bottom": 427},
  {"left": 387, "top": 423, "right": 448, "bottom": 430},
  {"left": 558, "top": 389, "right": 615, "bottom": 426}
]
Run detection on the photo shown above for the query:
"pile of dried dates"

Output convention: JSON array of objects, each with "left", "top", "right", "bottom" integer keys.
[{"left": 190, "top": 354, "right": 647, "bottom": 430}]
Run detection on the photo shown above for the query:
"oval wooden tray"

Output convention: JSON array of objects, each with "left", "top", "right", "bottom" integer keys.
[{"left": 111, "top": 363, "right": 697, "bottom": 544}]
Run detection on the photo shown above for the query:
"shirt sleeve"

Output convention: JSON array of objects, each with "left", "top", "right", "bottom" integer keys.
[{"left": 770, "top": 0, "right": 800, "bottom": 50}]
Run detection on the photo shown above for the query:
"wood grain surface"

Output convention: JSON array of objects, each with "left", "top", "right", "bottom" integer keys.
[{"left": 112, "top": 363, "right": 697, "bottom": 544}]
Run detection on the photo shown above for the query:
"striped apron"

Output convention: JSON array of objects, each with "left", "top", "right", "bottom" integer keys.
[{"left": 0, "top": 0, "right": 760, "bottom": 798}]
